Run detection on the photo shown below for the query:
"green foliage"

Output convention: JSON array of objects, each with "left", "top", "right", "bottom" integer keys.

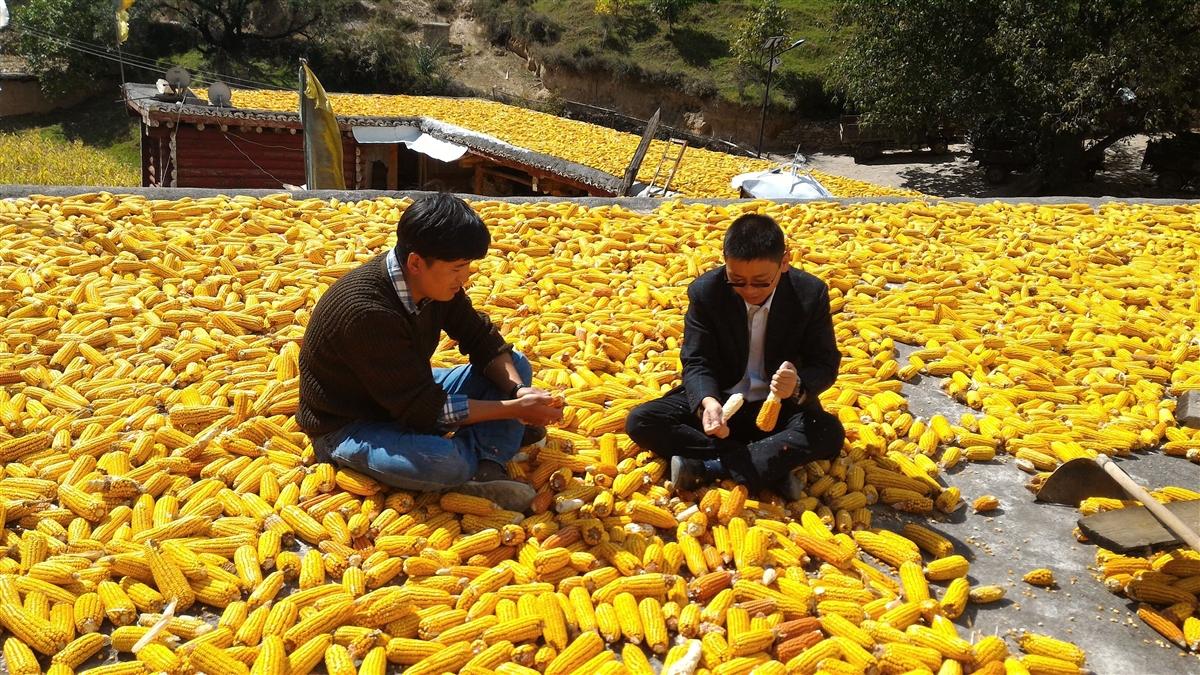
[
  {"left": 833, "top": 0, "right": 1200, "bottom": 185},
  {"left": 10, "top": 0, "right": 146, "bottom": 98},
  {"left": 410, "top": 44, "right": 452, "bottom": 95},
  {"left": 732, "top": 0, "right": 787, "bottom": 82},
  {"left": 475, "top": 0, "right": 840, "bottom": 116},
  {"left": 307, "top": 13, "right": 437, "bottom": 94},
  {"left": 155, "top": 0, "right": 353, "bottom": 70},
  {"left": 473, "top": 0, "right": 563, "bottom": 46},
  {"left": 647, "top": 0, "right": 697, "bottom": 33}
]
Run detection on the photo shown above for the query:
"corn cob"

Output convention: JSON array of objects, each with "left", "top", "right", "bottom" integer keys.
[
  {"left": 189, "top": 642, "right": 251, "bottom": 675},
  {"left": 4, "top": 637, "right": 41, "bottom": 675},
  {"left": 1136, "top": 603, "right": 1188, "bottom": 649},
  {"left": 53, "top": 632, "right": 110, "bottom": 668},
  {"left": 1022, "top": 569, "right": 1056, "bottom": 588},
  {"left": 0, "top": 604, "right": 70, "bottom": 655},
  {"left": 1020, "top": 654, "right": 1086, "bottom": 675},
  {"left": 940, "top": 577, "right": 969, "bottom": 619},
  {"left": 925, "top": 555, "right": 970, "bottom": 581},
  {"left": 973, "top": 495, "right": 1001, "bottom": 512},
  {"left": 1018, "top": 632, "right": 1086, "bottom": 665},
  {"left": 756, "top": 394, "right": 782, "bottom": 432}
]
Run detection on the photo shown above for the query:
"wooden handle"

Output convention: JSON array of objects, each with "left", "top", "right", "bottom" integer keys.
[{"left": 1096, "top": 455, "right": 1200, "bottom": 552}]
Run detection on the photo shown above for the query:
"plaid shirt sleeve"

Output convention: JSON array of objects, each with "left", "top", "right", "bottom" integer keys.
[{"left": 437, "top": 394, "right": 470, "bottom": 428}]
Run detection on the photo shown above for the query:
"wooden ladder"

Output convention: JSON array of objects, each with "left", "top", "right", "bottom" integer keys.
[{"left": 647, "top": 138, "right": 688, "bottom": 197}]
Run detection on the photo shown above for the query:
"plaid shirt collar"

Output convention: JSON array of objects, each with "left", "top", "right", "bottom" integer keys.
[{"left": 386, "top": 249, "right": 431, "bottom": 315}]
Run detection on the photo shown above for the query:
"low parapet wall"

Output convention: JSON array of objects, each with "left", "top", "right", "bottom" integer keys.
[{"left": 2, "top": 185, "right": 1197, "bottom": 209}]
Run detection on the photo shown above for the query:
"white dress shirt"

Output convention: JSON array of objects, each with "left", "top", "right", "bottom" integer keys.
[{"left": 728, "top": 291, "right": 776, "bottom": 402}]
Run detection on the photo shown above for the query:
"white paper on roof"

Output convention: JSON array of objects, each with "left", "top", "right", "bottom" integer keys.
[{"left": 352, "top": 125, "right": 467, "bottom": 163}]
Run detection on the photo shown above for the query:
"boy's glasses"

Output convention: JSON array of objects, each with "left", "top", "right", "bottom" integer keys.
[{"left": 725, "top": 269, "right": 780, "bottom": 288}]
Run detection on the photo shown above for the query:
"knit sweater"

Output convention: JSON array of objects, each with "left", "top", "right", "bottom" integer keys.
[{"left": 297, "top": 253, "right": 510, "bottom": 437}]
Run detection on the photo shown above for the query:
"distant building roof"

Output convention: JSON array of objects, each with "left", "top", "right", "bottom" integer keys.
[
  {"left": 122, "top": 82, "right": 916, "bottom": 198},
  {"left": 122, "top": 82, "right": 625, "bottom": 195}
]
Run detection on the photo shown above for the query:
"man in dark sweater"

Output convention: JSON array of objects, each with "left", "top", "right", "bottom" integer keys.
[
  {"left": 298, "top": 193, "right": 563, "bottom": 511},
  {"left": 625, "top": 213, "right": 844, "bottom": 499}
]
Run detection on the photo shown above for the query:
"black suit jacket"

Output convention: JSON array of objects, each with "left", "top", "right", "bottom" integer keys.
[{"left": 679, "top": 265, "right": 840, "bottom": 414}]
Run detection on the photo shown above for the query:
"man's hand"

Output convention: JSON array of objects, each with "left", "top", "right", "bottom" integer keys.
[
  {"left": 511, "top": 390, "right": 565, "bottom": 426},
  {"left": 772, "top": 361, "right": 799, "bottom": 399},
  {"left": 700, "top": 397, "right": 730, "bottom": 438}
]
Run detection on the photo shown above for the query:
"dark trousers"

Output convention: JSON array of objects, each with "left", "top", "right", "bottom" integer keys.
[{"left": 625, "top": 388, "right": 845, "bottom": 493}]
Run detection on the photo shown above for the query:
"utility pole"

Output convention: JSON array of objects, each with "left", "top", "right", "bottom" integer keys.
[{"left": 757, "top": 36, "right": 806, "bottom": 158}]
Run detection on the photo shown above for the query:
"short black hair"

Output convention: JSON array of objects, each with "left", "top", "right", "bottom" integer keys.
[
  {"left": 723, "top": 213, "right": 785, "bottom": 262},
  {"left": 395, "top": 193, "right": 490, "bottom": 262}
]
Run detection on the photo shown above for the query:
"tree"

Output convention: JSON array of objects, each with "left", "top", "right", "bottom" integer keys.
[
  {"left": 832, "top": 1, "right": 1200, "bottom": 189},
  {"left": 732, "top": 0, "right": 787, "bottom": 90},
  {"left": 10, "top": 0, "right": 144, "bottom": 98},
  {"left": 648, "top": 0, "right": 696, "bottom": 35},
  {"left": 594, "top": 0, "right": 632, "bottom": 42},
  {"left": 154, "top": 0, "right": 352, "bottom": 72}
]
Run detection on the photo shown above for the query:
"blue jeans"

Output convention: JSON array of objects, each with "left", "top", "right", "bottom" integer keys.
[{"left": 310, "top": 351, "right": 532, "bottom": 493}]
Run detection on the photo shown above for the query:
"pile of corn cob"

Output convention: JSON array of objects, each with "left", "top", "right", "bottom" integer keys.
[
  {"left": 1080, "top": 486, "right": 1200, "bottom": 653},
  {"left": 1, "top": 192, "right": 1198, "bottom": 674},
  {"left": 192, "top": 89, "right": 919, "bottom": 200}
]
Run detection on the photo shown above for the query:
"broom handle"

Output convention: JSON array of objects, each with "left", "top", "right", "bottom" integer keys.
[{"left": 1096, "top": 455, "right": 1200, "bottom": 552}]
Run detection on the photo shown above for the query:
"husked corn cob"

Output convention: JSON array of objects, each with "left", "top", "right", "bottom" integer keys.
[
  {"left": 545, "top": 630, "right": 604, "bottom": 675},
  {"left": 973, "top": 495, "right": 1001, "bottom": 513},
  {"left": 189, "top": 642, "right": 251, "bottom": 675},
  {"left": 1020, "top": 653, "right": 1086, "bottom": 675},
  {"left": 1022, "top": 568, "right": 1056, "bottom": 588},
  {"left": 0, "top": 604, "right": 69, "bottom": 654},
  {"left": 53, "top": 632, "right": 110, "bottom": 668},
  {"left": 756, "top": 394, "right": 782, "bottom": 432},
  {"left": 1018, "top": 632, "right": 1086, "bottom": 665},
  {"left": 289, "top": 634, "right": 333, "bottom": 674},
  {"left": 940, "top": 577, "right": 969, "bottom": 619},
  {"left": 925, "top": 555, "right": 970, "bottom": 581},
  {"left": 1136, "top": 604, "right": 1188, "bottom": 649},
  {"left": 4, "top": 637, "right": 41, "bottom": 675},
  {"left": 969, "top": 585, "right": 1007, "bottom": 604}
]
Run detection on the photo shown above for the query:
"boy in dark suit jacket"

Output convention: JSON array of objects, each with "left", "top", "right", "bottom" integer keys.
[{"left": 625, "top": 213, "right": 844, "bottom": 499}]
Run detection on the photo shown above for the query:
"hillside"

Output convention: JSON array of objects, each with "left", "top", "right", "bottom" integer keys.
[{"left": 470, "top": 0, "right": 842, "bottom": 116}]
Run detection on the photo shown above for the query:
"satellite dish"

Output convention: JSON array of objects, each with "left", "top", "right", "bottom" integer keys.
[
  {"left": 208, "top": 81, "right": 232, "bottom": 108},
  {"left": 164, "top": 66, "right": 192, "bottom": 93}
]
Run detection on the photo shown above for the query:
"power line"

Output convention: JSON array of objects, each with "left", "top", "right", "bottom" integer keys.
[
  {"left": 13, "top": 24, "right": 290, "bottom": 91},
  {"left": 26, "top": 25, "right": 289, "bottom": 91},
  {"left": 222, "top": 132, "right": 289, "bottom": 187}
]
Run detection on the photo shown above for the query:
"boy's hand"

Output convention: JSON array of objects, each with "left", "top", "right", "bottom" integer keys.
[
  {"left": 512, "top": 391, "right": 565, "bottom": 426},
  {"left": 700, "top": 397, "right": 730, "bottom": 438},
  {"left": 513, "top": 386, "right": 563, "bottom": 407},
  {"left": 772, "top": 361, "right": 799, "bottom": 399}
]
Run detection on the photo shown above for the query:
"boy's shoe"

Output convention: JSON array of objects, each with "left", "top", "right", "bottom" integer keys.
[
  {"left": 521, "top": 425, "right": 547, "bottom": 448},
  {"left": 777, "top": 468, "right": 807, "bottom": 502},
  {"left": 457, "top": 459, "right": 536, "bottom": 512},
  {"left": 670, "top": 456, "right": 705, "bottom": 491},
  {"left": 457, "top": 478, "right": 536, "bottom": 512},
  {"left": 670, "top": 456, "right": 728, "bottom": 491}
]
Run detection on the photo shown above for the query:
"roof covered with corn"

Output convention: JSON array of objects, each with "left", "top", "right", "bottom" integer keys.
[
  {"left": 0, "top": 190, "right": 1198, "bottom": 672},
  {"left": 125, "top": 84, "right": 919, "bottom": 200}
]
